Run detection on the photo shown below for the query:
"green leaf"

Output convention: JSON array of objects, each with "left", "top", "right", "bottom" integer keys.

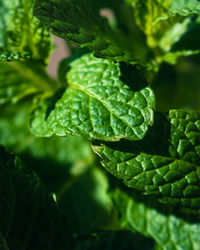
[
  {"left": 171, "top": 20, "right": 200, "bottom": 52},
  {"left": 0, "top": 147, "right": 73, "bottom": 249},
  {"left": 156, "top": 17, "right": 200, "bottom": 65},
  {"left": 33, "top": 0, "right": 136, "bottom": 62},
  {"left": 0, "top": 0, "right": 52, "bottom": 62},
  {"left": 0, "top": 101, "right": 94, "bottom": 191},
  {"left": 30, "top": 53, "right": 155, "bottom": 141},
  {"left": 93, "top": 110, "right": 200, "bottom": 211},
  {"left": 170, "top": 0, "right": 200, "bottom": 16},
  {"left": 132, "top": 0, "right": 171, "bottom": 39},
  {"left": 112, "top": 188, "right": 200, "bottom": 250},
  {"left": 0, "top": 61, "right": 57, "bottom": 105},
  {"left": 159, "top": 17, "right": 192, "bottom": 52},
  {"left": 127, "top": 1, "right": 200, "bottom": 69}
]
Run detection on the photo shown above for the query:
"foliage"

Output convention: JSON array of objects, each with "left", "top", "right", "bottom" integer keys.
[{"left": 1, "top": 0, "right": 200, "bottom": 249}]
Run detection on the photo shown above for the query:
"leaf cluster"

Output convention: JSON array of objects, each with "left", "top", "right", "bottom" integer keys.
[{"left": 1, "top": 0, "right": 200, "bottom": 249}]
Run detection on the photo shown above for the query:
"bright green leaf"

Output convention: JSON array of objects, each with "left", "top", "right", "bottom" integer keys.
[
  {"left": 93, "top": 110, "right": 200, "bottom": 211},
  {"left": 30, "top": 53, "right": 155, "bottom": 141},
  {"left": 170, "top": 0, "right": 200, "bottom": 16},
  {"left": 0, "top": 0, "right": 52, "bottom": 62},
  {"left": 132, "top": 0, "right": 171, "bottom": 43}
]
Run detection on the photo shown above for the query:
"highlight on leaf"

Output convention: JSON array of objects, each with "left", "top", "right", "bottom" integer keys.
[
  {"left": 93, "top": 110, "right": 200, "bottom": 211},
  {"left": 30, "top": 53, "right": 155, "bottom": 141}
]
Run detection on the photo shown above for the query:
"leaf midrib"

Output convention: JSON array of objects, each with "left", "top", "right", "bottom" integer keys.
[{"left": 67, "top": 82, "right": 147, "bottom": 138}]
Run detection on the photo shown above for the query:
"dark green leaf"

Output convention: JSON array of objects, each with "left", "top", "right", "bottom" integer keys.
[
  {"left": 34, "top": 0, "right": 136, "bottom": 62},
  {"left": 0, "top": 147, "right": 73, "bottom": 249}
]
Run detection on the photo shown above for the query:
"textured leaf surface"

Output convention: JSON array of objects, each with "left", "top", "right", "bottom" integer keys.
[
  {"left": 112, "top": 189, "right": 200, "bottom": 250},
  {"left": 0, "top": 61, "right": 57, "bottom": 105},
  {"left": 30, "top": 53, "right": 155, "bottom": 141},
  {"left": 0, "top": 0, "right": 51, "bottom": 62},
  {"left": 0, "top": 147, "right": 73, "bottom": 250},
  {"left": 33, "top": 0, "right": 135, "bottom": 62},
  {"left": 93, "top": 110, "right": 200, "bottom": 210},
  {"left": 170, "top": 0, "right": 200, "bottom": 16}
]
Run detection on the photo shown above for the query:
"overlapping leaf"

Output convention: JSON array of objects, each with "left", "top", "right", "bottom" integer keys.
[
  {"left": 112, "top": 188, "right": 200, "bottom": 250},
  {"left": 33, "top": 0, "right": 136, "bottom": 62},
  {"left": 125, "top": 0, "right": 200, "bottom": 69},
  {"left": 131, "top": 0, "right": 171, "bottom": 45},
  {"left": 0, "top": 0, "right": 52, "bottom": 62},
  {"left": 30, "top": 53, "right": 155, "bottom": 141},
  {"left": 93, "top": 110, "right": 200, "bottom": 211},
  {"left": 0, "top": 101, "right": 94, "bottom": 191},
  {"left": 0, "top": 147, "right": 73, "bottom": 250}
]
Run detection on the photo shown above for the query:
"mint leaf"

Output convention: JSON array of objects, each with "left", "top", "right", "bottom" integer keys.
[
  {"left": 132, "top": 0, "right": 171, "bottom": 45},
  {"left": 126, "top": 1, "right": 200, "bottom": 68},
  {"left": 0, "top": 147, "right": 73, "bottom": 249},
  {"left": 30, "top": 94, "right": 55, "bottom": 137},
  {"left": 0, "top": 61, "right": 57, "bottom": 105},
  {"left": 159, "top": 17, "right": 192, "bottom": 52},
  {"left": 0, "top": 101, "right": 94, "bottom": 191},
  {"left": 157, "top": 17, "right": 200, "bottom": 65},
  {"left": 0, "top": 0, "right": 52, "bottom": 62},
  {"left": 170, "top": 0, "right": 200, "bottom": 16},
  {"left": 93, "top": 110, "right": 200, "bottom": 211},
  {"left": 33, "top": 0, "right": 135, "bottom": 62},
  {"left": 30, "top": 53, "right": 155, "bottom": 141},
  {"left": 112, "top": 188, "right": 200, "bottom": 249},
  {"left": 171, "top": 19, "right": 200, "bottom": 52}
]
